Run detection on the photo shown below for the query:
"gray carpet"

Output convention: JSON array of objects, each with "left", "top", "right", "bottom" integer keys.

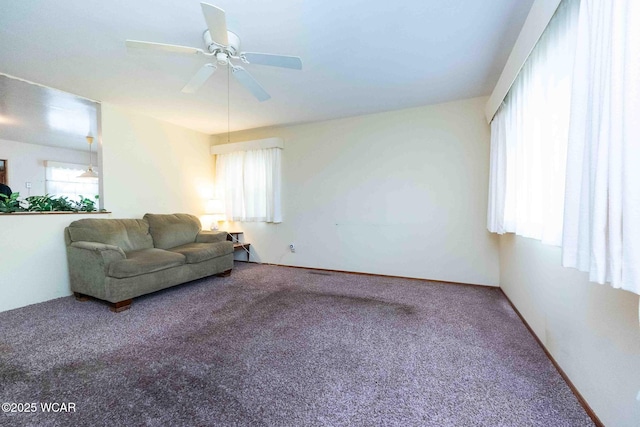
[{"left": 0, "top": 263, "right": 593, "bottom": 426}]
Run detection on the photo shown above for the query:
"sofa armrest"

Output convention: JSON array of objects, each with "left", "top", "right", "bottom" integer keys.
[
  {"left": 67, "top": 242, "right": 127, "bottom": 299},
  {"left": 70, "top": 241, "right": 127, "bottom": 258},
  {"left": 195, "top": 231, "right": 228, "bottom": 243}
]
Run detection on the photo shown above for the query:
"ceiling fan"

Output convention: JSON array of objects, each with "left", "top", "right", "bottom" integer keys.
[{"left": 125, "top": 2, "right": 302, "bottom": 102}]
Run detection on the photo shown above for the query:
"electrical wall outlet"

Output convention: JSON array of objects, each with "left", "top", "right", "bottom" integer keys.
[
  {"left": 289, "top": 243, "right": 295, "bottom": 253},
  {"left": 25, "top": 182, "right": 32, "bottom": 189}
]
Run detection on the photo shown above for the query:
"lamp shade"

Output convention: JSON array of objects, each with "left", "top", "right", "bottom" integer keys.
[
  {"left": 205, "top": 199, "right": 226, "bottom": 231},
  {"left": 205, "top": 199, "right": 225, "bottom": 215},
  {"left": 78, "top": 167, "right": 98, "bottom": 179}
]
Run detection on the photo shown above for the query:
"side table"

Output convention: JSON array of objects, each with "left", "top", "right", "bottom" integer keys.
[{"left": 226, "top": 231, "right": 251, "bottom": 262}]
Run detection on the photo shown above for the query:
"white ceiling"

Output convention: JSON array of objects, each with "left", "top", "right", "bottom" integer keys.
[
  {"left": 0, "top": 0, "right": 533, "bottom": 135},
  {"left": 0, "top": 74, "right": 98, "bottom": 150}
]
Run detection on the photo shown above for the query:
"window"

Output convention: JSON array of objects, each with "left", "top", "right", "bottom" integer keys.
[
  {"left": 487, "top": 0, "right": 579, "bottom": 245},
  {"left": 214, "top": 147, "right": 282, "bottom": 223},
  {"left": 44, "top": 161, "right": 99, "bottom": 201},
  {"left": 488, "top": 0, "right": 640, "bottom": 295}
]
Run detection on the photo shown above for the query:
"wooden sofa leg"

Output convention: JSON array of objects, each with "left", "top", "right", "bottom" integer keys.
[
  {"left": 216, "top": 269, "right": 232, "bottom": 277},
  {"left": 109, "top": 299, "right": 133, "bottom": 313},
  {"left": 74, "top": 292, "right": 90, "bottom": 302}
]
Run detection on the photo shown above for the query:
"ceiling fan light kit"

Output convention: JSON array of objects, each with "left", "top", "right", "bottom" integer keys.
[{"left": 125, "top": 2, "right": 302, "bottom": 102}]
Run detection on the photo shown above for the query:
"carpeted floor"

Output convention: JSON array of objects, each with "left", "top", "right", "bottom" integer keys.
[{"left": 0, "top": 262, "right": 593, "bottom": 426}]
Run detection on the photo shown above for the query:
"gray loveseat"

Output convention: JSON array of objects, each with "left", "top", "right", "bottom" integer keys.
[{"left": 65, "top": 213, "right": 234, "bottom": 312}]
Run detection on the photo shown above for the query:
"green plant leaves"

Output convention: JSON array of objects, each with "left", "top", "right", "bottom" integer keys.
[
  {"left": 74, "top": 195, "right": 99, "bottom": 213},
  {"left": 0, "top": 193, "right": 100, "bottom": 213},
  {"left": 0, "top": 192, "right": 23, "bottom": 213}
]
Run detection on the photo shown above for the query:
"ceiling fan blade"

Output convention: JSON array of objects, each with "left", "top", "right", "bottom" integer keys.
[
  {"left": 181, "top": 64, "right": 217, "bottom": 93},
  {"left": 242, "top": 52, "right": 303, "bottom": 70},
  {"left": 125, "top": 40, "right": 204, "bottom": 55},
  {"left": 201, "top": 3, "right": 228, "bottom": 46},
  {"left": 231, "top": 66, "right": 271, "bottom": 102}
]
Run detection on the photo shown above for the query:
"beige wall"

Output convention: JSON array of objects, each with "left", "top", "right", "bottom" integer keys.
[
  {"left": 101, "top": 103, "right": 214, "bottom": 218},
  {"left": 214, "top": 97, "right": 500, "bottom": 286},
  {"left": 0, "top": 105, "right": 213, "bottom": 313},
  {"left": 500, "top": 234, "right": 640, "bottom": 427},
  {"left": 0, "top": 213, "right": 109, "bottom": 312}
]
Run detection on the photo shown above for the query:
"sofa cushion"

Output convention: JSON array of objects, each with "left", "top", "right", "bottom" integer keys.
[
  {"left": 168, "top": 241, "right": 234, "bottom": 264},
  {"left": 107, "top": 249, "right": 185, "bottom": 279},
  {"left": 67, "top": 219, "right": 154, "bottom": 252},
  {"left": 143, "top": 213, "right": 202, "bottom": 250},
  {"left": 195, "top": 230, "right": 228, "bottom": 243}
]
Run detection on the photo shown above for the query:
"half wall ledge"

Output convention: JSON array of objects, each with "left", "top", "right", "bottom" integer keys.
[{"left": 0, "top": 211, "right": 111, "bottom": 216}]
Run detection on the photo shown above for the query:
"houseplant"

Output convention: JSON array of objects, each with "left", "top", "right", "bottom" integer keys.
[
  {"left": 0, "top": 193, "right": 101, "bottom": 213},
  {"left": 0, "top": 192, "right": 24, "bottom": 213}
]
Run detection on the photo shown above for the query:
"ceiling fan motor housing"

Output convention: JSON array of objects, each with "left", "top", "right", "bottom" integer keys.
[
  {"left": 125, "top": 3, "right": 300, "bottom": 102},
  {"left": 203, "top": 29, "right": 240, "bottom": 56}
]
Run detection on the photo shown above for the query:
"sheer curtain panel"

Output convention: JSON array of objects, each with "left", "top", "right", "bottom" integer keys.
[
  {"left": 487, "top": 0, "right": 579, "bottom": 245},
  {"left": 215, "top": 151, "right": 245, "bottom": 221},
  {"left": 215, "top": 147, "right": 282, "bottom": 223},
  {"left": 562, "top": 0, "right": 640, "bottom": 295}
]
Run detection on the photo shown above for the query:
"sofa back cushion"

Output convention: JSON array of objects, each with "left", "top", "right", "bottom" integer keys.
[
  {"left": 67, "top": 218, "right": 154, "bottom": 252},
  {"left": 143, "top": 213, "right": 201, "bottom": 250}
]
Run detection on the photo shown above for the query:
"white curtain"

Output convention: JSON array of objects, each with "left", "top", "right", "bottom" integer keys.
[
  {"left": 44, "top": 161, "right": 99, "bottom": 200},
  {"left": 216, "top": 151, "right": 244, "bottom": 220},
  {"left": 562, "top": 0, "right": 640, "bottom": 295},
  {"left": 487, "top": 108, "right": 507, "bottom": 234},
  {"left": 487, "top": 0, "right": 580, "bottom": 245},
  {"left": 215, "top": 147, "right": 282, "bottom": 223}
]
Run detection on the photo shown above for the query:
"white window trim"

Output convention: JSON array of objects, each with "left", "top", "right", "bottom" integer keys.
[{"left": 210, "top": 137, "right": 284, "bottom": 155}]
